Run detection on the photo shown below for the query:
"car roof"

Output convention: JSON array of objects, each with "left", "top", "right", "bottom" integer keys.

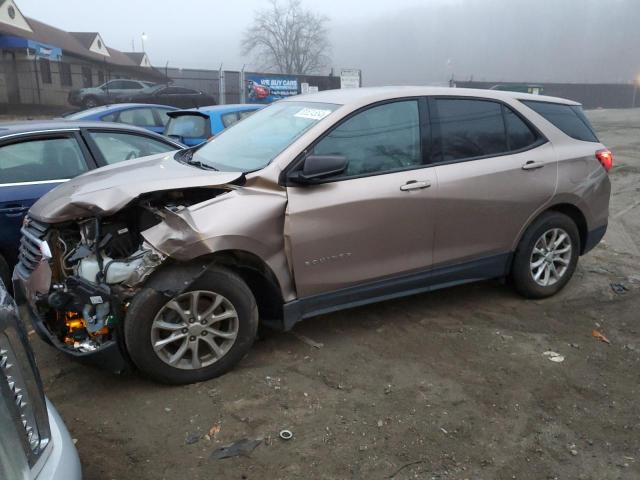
[
  {"left": 172, "top": 104, "right": 264, "bottom": 115},
  {"left": 0, "top": 120, "right": 180, "bottom": 142},
  {"left": 67, "top": 103, "right": 178, "bottom": 117},
  {"left": 285, "top": 86, "right": 581, "bottom": 107}
]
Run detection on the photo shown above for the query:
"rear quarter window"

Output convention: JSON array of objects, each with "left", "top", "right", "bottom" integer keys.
[{"left": 521, "top": 100, "right": 598, "bottom": 142}]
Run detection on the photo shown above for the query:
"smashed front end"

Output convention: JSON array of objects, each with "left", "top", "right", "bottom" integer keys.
[{"left": 12, "top": 188, "right": 224, "bottom": 370}]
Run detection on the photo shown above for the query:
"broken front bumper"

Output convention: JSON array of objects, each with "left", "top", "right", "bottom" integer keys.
[{"left": 12, "top": 260, "right": 129, "bottom": 373}]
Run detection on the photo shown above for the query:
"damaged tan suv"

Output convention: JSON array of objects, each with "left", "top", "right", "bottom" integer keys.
[{"left": 13, "top": 87, "right": 612, "bottom": 384}]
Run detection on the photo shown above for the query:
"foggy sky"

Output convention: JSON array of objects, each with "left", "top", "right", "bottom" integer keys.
[{"left": 16, "top": 0, "right": 640, "bottom": 85}]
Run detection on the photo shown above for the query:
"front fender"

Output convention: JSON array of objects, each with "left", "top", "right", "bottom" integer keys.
[{"left": 141, "top": 187, "right": 296, "bottom": 301}]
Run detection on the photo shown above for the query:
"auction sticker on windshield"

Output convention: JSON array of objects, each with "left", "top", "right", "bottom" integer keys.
[{"left": 294, "top": 108, "right": 333, "bottom": 121}]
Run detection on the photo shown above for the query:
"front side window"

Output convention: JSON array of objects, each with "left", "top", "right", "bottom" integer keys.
[
  {"left": 313, "top": 100, "right": 422, "bottom": 177},
  {"left": 105, "top": 80, "right": 125, "bottom": 90},
  {"left": 191, "top": 101, "right": 339, "bottom": 172},
  {"left": 121, "top": 81, "right": 143, "bottom": 90},
  {"left": 0, "top": 137, "right": 87, "bottom": 184},
  {"left": 521, "top": 100, "right": 598, "bottom": 142},
  {"left": 89, "top": 132, "right": 176, "bottom": 165},
  {"left": 88, "top": 131, "right": 176, "bottom": 165},
  {"left": 434, "top": 99, "right": 507, "bottom": 161}
]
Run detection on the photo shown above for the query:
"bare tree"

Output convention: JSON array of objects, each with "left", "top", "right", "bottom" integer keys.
[{"left": 241, "top": 0, "right": 331, "bottom": 75}]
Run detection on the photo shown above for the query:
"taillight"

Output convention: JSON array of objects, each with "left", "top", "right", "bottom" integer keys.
[{"left": 596, "top": 149, "right": 613, "bottom": 172}]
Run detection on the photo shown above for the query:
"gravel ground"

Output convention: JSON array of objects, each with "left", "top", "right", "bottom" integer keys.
[{"left": 30, "top": 108, "right": 640, "bottom": 480}]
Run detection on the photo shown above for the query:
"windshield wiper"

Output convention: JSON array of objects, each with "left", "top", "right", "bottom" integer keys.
[
  {"left": 175, "top": 148, "right": 218, "bottom": 170},
  {"left": 187, "top": 158, "right": 218, "bottom": 171}
]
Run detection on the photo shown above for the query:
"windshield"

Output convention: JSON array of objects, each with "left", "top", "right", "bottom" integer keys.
[{"left": 189, "top": 101, "right": 339, "bottom": 172}]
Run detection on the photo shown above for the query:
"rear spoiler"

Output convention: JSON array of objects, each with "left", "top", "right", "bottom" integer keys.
[{"left": 166, "top": 110, "right": 211, "bottom": 119}]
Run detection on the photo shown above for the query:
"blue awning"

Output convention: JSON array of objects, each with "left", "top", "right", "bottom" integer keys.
[{"left": 0, "top": 34, "right": 62, "bottom": 60}]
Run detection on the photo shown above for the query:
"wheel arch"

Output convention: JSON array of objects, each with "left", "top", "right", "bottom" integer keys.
[
  {"left": 143, "top": 250, "right": 286, "bottom": 330},
  {"left": 514, "top": 202, "right": 589, "bottom": 255}
]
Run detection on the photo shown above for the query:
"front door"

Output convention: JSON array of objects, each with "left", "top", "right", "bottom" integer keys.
[
  {"left": 285, "top": 99, "right": 437, "bottom": 298},
  {"left": 429, "top": 97, "right": 557, "bottom": 267}
]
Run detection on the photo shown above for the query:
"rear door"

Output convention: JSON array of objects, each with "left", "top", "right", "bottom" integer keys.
[
  {"left": 285, "top": 98, "right": 437, "bottom": 298},
  {"left": 82, "top": 129, "right": 179, "bottom": 166},
  {"left": 429, "top": 97, "right": 557, "bottom": 268},
  {"left": 0, "top": 133, "right": 93, "bottom": 266}
]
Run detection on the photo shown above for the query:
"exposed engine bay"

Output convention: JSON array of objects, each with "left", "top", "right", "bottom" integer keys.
[{"left": 31, "top": 188, "right": 225, "bottom": 354}]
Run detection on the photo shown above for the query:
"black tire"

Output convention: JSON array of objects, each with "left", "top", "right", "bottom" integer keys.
[
  {"left": 82, "top": 96, "right": 99, "bottom": 109},
  {"left": 511, "top": 211, "right": 580, "bottom": 299},
  {"left": 0, "top": 255, "right": 11, "bottom": 292},
  {"left": 124, "top": 267, "right": 258, "bottom": 384}
]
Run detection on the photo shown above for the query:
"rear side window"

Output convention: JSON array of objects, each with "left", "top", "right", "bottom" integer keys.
[
  {"left": 504, "top": 108, "right": 538, "bottom": 150},
  {"left": 0, "top": 137, "right": 87, "bottom": 184},
  {"left": 118, "top": 108, "right": 156, "bottom": 127},
  {"left": 88, "top": 131, "right": 176, "bottom": 165},
  {"left": 154, "top": 108, "right": 174, "bottom": 126},
  {"left": 435, "top": 99, "right": 507, "bottom": 161},
  {"left": 165, "top": 115, "right": 209, "bottom": 138},
  {"left": 521, "top": 101, "right": 598, "bottom": 142}
]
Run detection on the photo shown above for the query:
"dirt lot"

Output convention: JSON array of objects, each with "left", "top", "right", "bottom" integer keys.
[{"left": 32, "top": 108, "right": 640, "bottom": 480}]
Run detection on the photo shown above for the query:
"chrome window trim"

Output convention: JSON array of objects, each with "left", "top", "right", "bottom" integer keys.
[
  {"left": 0, "top": 129, "right": 80, "bottom": 141},
  {"left": 0, "top": 179, "right": 69, "bottom": 187}
]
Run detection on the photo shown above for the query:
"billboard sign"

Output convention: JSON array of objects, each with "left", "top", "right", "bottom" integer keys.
[
  {"left": 246, "top": 74, "right": 299, "bottom": 103},
  {"left": 340, "top": 69, "right": 361, "bottom": 89}
]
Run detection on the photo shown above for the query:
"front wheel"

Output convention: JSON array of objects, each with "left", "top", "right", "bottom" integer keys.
[
  {"left": 511, "top": 212, "right": 580, "bottom": 299},
  {"left": 124, "top": 267, "right": 258, "bottom": 384},
  {"left": 82, "top": 96, "right": 99, "bottom": 109}
]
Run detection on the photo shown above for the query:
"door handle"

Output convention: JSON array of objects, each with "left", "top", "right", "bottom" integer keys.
[
  {"left": 400, "top": 180, "right": 431, "bottom": 191},
  {"left": 522, "top": 160, "right": 545, "bottom": 170},
  {"left": 0, "top": 204, "right": 29, "bottom": 217}
]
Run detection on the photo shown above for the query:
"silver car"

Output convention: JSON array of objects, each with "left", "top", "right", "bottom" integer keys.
[{"left": 0, "top": 281, "right": 81, "bottom": 480}]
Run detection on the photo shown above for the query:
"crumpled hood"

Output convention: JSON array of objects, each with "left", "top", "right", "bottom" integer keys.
[{"left": 29, "top": 152, "right": 243, "bottom": 223}]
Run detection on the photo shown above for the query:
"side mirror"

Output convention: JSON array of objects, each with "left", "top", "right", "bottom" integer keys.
[{"left": 289, "top": 155, "right": 348, "bottom": 184}]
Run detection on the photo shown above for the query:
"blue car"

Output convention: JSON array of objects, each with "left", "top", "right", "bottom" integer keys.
[
  {"left": 0, "top": 121, "right": 182, "bottom": 287},
  {"left": 164, "top": 104, "right": 264, "bottom": 146},
  {"left": 64, "top": 103, "right": 178, "bottom": 134}
]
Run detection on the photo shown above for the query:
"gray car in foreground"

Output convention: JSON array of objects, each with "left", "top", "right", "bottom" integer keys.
[
  {"left": 14, "top": 87, "right": 611, "bottom": 385},
  {"left": 0, "top": 281, "right": 81, "bottom": 480}
]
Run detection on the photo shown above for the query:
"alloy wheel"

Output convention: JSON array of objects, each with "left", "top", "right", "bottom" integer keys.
[
  {"left": 529, "top": 228, "right": 572, "bottom": 287},
  {"left": 150, "top": 290, "right": 239, "bottom": 370}
]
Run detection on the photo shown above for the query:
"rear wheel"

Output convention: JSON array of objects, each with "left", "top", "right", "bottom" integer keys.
[
  {"left": 511, "top": 212, "right": 580, "bottom": 298},
  {"left": 124, "top": 267, "right": 258, "bottom": 384}
]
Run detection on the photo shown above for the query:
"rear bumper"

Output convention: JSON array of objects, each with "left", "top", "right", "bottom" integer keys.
[
  {"left": 13, "top": 262, "right": 129, "bottom": 373},
  {"left": 582, "top": 223, "right": 607, "bottom": 255}
]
